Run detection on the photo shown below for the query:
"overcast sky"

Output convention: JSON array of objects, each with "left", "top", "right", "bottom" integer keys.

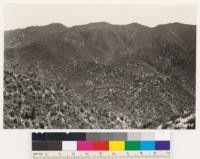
[{"left": 4, "top": 3, "right": 197, "bottom": 30}]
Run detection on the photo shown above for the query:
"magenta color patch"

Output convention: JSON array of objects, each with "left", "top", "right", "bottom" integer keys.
[{"left": 77, "top": 141, "right": 94, "bottom": 150}]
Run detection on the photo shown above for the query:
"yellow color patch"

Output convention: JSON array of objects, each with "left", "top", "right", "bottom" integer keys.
[{"left": 109, "top": 141, "right": 125, "bottom": 151}]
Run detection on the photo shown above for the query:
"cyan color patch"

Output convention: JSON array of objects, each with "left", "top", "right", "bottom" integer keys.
[{"left": 140, "top": 141, "right": 155, "bottom": 150}]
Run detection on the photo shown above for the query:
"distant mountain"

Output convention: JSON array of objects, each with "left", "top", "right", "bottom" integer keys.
[
  {"left": 4, "top": 22, "right": 196, "bottom": 129},
  {"left": 4, "top": 23, "right": 67, "bottom": 49}
]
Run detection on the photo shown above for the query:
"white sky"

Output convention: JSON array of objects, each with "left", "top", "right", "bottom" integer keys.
[{"left": 4, "top": 3, "right": 197, "bottom": 30}]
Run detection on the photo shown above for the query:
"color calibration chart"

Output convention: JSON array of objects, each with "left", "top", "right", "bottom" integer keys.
[{"left": 32, "top": 132, "right": 171, "bottom": 159}]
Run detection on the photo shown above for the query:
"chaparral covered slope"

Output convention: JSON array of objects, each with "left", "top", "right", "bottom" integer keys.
[{"left": 4, "top": 22, "right": 196, "bottom": 129}]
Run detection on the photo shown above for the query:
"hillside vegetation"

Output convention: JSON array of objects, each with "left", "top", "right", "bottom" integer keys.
[{"left": 4, "top": 22, "right": 196, "bottom": 129}]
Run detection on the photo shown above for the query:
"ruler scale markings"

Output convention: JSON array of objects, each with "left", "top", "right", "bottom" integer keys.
[{"left": 32, "top": 132, "right": 171, "bottom": 159}]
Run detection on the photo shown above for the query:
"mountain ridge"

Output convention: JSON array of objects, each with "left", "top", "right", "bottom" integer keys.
[
  {"left": 4, "top": 21, "right": 196, "bottom": 129},
  {"left": 5, "top": 21, "right": 195, "bottom": 32}
]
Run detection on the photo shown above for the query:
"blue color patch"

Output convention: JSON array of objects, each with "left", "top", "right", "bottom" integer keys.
[{"left": 140, "top": 141, "right": 155, "bottom": 150}]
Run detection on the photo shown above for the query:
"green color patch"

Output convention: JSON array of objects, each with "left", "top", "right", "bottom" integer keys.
[{"left": 125, "top": 141, "right": 140, "bottom": 150}]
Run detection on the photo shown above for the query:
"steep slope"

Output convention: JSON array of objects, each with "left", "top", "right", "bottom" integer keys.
[
  {"left": 4, "top": 23, "right": 67, "bottom": 49},
  {"left": 4, "top": 22, "right": 196, "bottom": 129}
]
